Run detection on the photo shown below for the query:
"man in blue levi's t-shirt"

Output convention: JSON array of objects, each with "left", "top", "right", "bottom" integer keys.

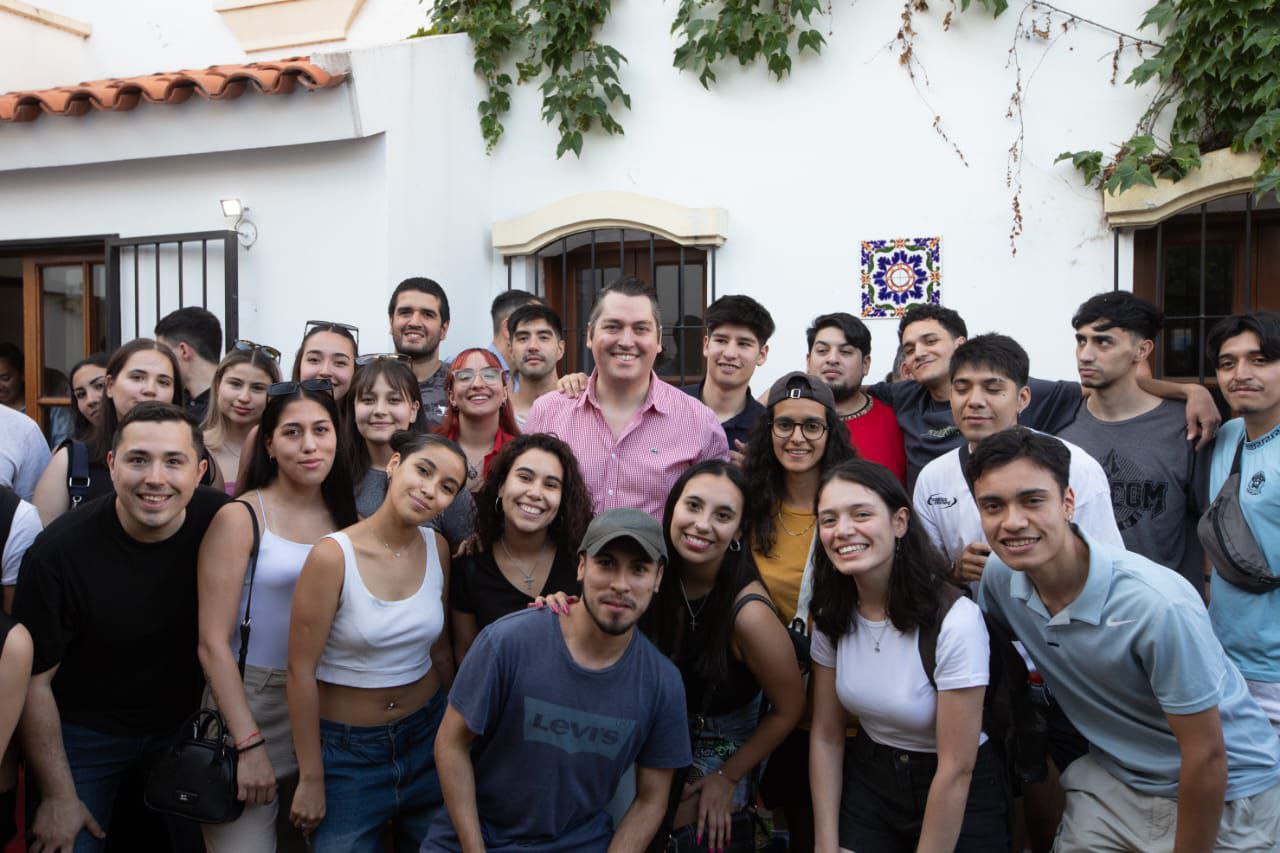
[{"left": 424, "top": 509, "right": 690, "bottom": 853}]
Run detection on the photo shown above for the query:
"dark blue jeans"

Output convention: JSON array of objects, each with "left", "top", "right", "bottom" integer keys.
[
  {"left": 27, "top": 722, "right": 201, "bottom": 853},
  {"left": 312, "top": 689, "right": 446, "bottom": 853}
]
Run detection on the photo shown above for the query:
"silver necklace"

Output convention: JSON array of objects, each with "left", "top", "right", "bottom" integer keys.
[
  {"left": 865, "top": 618, "right": 890, "bottom": 653},
  {"left": 499, "top": 539, "right": 546, "bottom": 593},
  {"left": 678, "top": 579, "right": 711, "bottom": 632},
  {"left": 380, "top": 537, "right": 411, "bottom": 559}
]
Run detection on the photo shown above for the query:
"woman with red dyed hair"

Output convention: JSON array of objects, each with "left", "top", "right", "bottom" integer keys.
[{"left": 435, "top": 348, "right": 519, "bottom": 492}]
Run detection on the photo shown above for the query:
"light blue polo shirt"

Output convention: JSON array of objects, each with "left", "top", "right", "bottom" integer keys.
[
  {"left": 979, "top": 530, "right": 1280, "bottom": 800},
  {"left": 1207, "top": 418, "right": 1280, "bottom": 683}
]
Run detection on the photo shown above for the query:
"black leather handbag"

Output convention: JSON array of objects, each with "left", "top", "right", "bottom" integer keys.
[{"left": 144, "top": 500, "right": 260, "bottom": 824}]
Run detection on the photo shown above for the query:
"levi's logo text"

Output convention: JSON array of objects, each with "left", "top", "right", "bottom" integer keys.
[{"left": 523, "top": 697, "right": 635, "bottom": 759}]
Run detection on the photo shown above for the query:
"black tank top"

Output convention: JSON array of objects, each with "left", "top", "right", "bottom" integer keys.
[
  {"left": 678, "top": 594, "right": 765, "bottom": 717},
  {"left": 0, "top": 611, "right": 17, "bottom": 659}
]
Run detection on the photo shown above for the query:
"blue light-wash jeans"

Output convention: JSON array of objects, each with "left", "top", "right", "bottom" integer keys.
[
  {"left": 27, "top": 722, "right": 202, "bottom": 853},
  {"left": 311, "top": 689, "right": 447, "bottom": 853}
]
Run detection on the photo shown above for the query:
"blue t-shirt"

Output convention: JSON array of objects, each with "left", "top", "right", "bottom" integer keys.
[
  {"left": 422, "top": 608, "right": 690, "bottom": 852},
  {"left": 979, "top": 530, "right": 1280, "bottom": 800},
  {"left": 1207, "top": 419, "right": 1280, "bottom": 682}
]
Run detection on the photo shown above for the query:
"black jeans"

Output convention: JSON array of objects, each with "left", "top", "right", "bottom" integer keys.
[{"left": 838, "top": 730, "right": 1010, "bottom": 853}]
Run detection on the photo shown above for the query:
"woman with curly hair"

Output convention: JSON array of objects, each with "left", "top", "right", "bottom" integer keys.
[{"left": 448, "top": 433, "right": 591, "bottom": 663}]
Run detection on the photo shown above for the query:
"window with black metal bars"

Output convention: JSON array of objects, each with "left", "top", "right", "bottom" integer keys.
[
  {"left": 1116, "top": 192, "right": 1274, "bottom": 383},
  {"left": 505, "top": 228, "right": 718, "bottom": 387}
]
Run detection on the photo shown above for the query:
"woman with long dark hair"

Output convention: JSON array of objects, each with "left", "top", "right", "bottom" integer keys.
[
  {"left": 740, "top": 371, "right": 855, "bottom": 853},
  {"left": 344, "top": 357, "right": 476, "bottom": 549},
  {"left": 810, "top": 460, "right": 1005, "bottom": 853},
  {"left": 67, "top": 353, "right": 109, "bottom": 441},
  {"left": 32, "top": 338, "right": 190, "bottom": 523},
  {"left": 288, "top": 431, "right": 464, "bottom": 851},
  {"left": 449, "top": 433, "right": 591, "bottom": 663},
  {"left": 434, "top": 348, "right": 518, "bottom": 493},
  {"left": 649, "top": 460, "right": 804, "bottom": 852},
  {"left": 198, "top": 380, "right": 356, "bottom": 852},
  {"left": 203, "top": 346, "right": 282, "bottom": 496}
]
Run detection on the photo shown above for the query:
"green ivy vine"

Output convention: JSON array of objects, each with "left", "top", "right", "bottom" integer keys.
[
  {"left": 1057, "top": 1, "right": 1280, "bottom": 199},
  {"left": 417, "top": 0, "right": 833, "bottom": 157}
]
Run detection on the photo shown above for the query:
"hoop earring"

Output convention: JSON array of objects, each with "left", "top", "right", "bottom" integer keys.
[
  {"left": 729, "top": 538, "right": 742, "bottom": 552},
  {"left": 495, "top": 496, "right": 503, "bottom": 513}
]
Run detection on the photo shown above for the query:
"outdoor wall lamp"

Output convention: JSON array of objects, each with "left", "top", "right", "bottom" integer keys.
[{"left": 220, "top": 197, "right": 258, "bottom": 249}]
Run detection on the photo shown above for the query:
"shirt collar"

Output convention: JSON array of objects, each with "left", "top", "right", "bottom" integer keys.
[
  {"left": 1009, "top": 526, "right": 1116, "bottom": 626},
  {"left": 583, "top": 371, "right": 667, "bottom": 414}
]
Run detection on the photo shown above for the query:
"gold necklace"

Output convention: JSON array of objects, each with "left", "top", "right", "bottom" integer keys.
[{"left": 776, "top": 508, "right": 815, "bottom": 537}]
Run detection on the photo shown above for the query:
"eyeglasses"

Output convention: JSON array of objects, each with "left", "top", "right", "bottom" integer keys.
[
  {"left": 232, "top": 339, "right": 282, "bottom": 362},
  {"left": 452, "top": 367, "right": 505, "bottom": 386},
  {"left": 303, "top": 320, "right": 360, "bottom": 348},
  {"left": 266, "top": 378, "right": 334, "bottom": 398},
  {"left": 770, "top": 417, "right": 828, "bottom": 440},
  {"left": 355, "top": 353, "right": 412, "bottom": 367}
]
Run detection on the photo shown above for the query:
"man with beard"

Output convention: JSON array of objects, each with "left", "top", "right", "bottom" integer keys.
[
  {"left": 507, "top": 302, "right": 566, "bottom": 428},
  {"left": 486, "top": 291, "right": 543, "bottom": 376},
  {"left": 389, "top": 277, "right": 452, "bottom": 425},
  {"left": 1058, "top": 292, "right": 1207, "bottom": 594},
  {"left": 424, "top": 508, "right": 690, "bottom": 852},
  {"left": 1202, "top": 310, "right": 1280, "bottom": 732},
  {"left": 804, "top": 312, "right": 907, "bottom": 483}
]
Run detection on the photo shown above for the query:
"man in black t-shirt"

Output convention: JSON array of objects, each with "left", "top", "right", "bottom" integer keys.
[{"left": 14, "top": 402, "right": 228, "bottom": 853}]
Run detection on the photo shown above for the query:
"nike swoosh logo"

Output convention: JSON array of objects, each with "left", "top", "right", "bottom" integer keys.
[{"left": 1106, "top": 617, "right": 1137, "bottom": 627}]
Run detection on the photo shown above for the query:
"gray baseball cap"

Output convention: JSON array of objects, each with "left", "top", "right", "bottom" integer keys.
[
  {"left": 765, "top": 371, "right": 837, "bottom": 411},
  {"left": 578, "top": 508, "right": 667, "bottom": 564}
]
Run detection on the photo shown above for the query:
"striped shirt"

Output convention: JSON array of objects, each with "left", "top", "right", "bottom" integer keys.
[{"left": 523, "top": 372, "right": 729, "bottom": 518}]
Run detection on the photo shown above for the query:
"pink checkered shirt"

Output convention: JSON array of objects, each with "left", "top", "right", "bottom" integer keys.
[{"left": 523, "top": 372, "right": 729, "bottom": 518}]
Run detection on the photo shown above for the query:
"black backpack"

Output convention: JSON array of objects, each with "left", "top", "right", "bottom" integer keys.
[{"left": 918, "top": 582, "right": 1048, "bottom": 794}]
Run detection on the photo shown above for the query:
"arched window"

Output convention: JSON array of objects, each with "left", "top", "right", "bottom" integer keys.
[
  {"left": 1107, "top": 150, "right": 1280, "bottom": 382},
  {"left": 493, "top": 192, "right": 727, "bottom": 386}
]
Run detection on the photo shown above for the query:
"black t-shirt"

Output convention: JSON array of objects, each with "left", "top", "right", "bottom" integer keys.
[
  {"left": 13, "top": 487, "right": 229, "bottom": 736},
  {"left": 450, "top": 547, "right": 580, "bottom": 632},
  {"left": 867, "top": 377, "right": 1082, "bottom": 491}
]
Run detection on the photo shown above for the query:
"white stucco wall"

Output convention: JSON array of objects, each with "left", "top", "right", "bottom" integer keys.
[{"left": 2, "top": 0, "right": 1157, "bottom": 387}]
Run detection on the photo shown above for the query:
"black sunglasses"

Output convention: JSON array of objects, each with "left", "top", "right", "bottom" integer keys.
[
  {"left": 266, "top": 378, "right": 334, "bottom": 398},
  {"left": 303, "top": 320, "right": 360, "bottom": 348},
  {"left": 232, "top": 339, "right": 282, "bottom": 362},
  {"left": 355, "top": 353, "right": 412, "bottom": 367}
]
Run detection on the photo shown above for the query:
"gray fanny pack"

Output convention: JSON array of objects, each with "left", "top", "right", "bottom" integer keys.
[{"left": 1197, "top": 439, "right": 1280, "bottom": 594}]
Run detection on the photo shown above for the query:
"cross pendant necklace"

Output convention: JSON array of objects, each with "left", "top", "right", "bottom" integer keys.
[{"left": 679, "top": 579, "right": 710, "bottom": 631}]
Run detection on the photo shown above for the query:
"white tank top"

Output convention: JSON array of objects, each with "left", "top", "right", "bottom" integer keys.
[
  {"left": 315, "top": 529, "right": 445, "bottom": 688},
  {"left": 230, "top": 493, "right": 313, "bottom": 671}
]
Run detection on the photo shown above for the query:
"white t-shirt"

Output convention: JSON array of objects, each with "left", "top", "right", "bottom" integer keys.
[
  {"left": 2, "top": 498, "right": 42, "bottom": 587},
  {"left": 912, "top": 434, "right": 1123, "bottom": 564},
  {"left": 810, "top": 596, "right": 989, "bottom": 753},
  {"left": 0, "top": 406, "right": 52, "bottom": 500}
]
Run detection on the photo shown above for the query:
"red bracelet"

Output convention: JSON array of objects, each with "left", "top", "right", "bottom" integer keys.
[{"left": 235, "top": 730, "right": 261, "bottom": 748}]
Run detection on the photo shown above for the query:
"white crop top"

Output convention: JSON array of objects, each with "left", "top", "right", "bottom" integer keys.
[
  {"left": 315, "top": 529, "right": 445, "bottom": 688},
  {"left": 810, "top": 596, "right": 990, "bottom": 753}
]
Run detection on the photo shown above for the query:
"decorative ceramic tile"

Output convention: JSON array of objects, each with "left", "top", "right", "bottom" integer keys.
[{"left": 860, "top": 237, "right": 942, "bottom": 318}]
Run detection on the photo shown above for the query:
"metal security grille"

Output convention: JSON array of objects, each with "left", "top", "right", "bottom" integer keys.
[
  {"left": 1119, "top": 192, "right": 1278, "bottom": 382},
  {"left": 508, "top": 228, "right": 718, "bottom": 385},
  {"left": 106, "top": 230, "right": 239, "bottom": 350}
]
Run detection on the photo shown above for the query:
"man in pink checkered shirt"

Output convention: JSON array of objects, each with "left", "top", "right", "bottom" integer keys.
[{"left": 523, "top": 277, "right": 729, "bottom": 519}]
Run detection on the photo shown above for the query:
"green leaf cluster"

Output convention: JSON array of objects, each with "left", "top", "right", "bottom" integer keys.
[
  {"left": 426, "top": 0, "right": 628, "bottom": 157},
  {"left": 1057, "top": 0, "right": 1280, "bottom": 199},
  {"left": 670, "top": 0, "right": 827, "bottom": 89}
]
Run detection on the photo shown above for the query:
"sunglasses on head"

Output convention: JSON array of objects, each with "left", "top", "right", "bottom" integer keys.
[
  {"left": 355, "top": 353, "right": 413, "bottom": 367},
  {"left": 266, "top": 378, "right": 334, "bottom": 398},
  {"left": 232, "top": 339, "right": 282, "bottom": 362},
  {"left": 303, "top": 320, "right": 360, "bottom": 348}
]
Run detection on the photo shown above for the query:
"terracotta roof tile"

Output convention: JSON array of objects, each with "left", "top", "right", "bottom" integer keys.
[{"left": 0, "top": 57, "right": 346, "bottom": 123}]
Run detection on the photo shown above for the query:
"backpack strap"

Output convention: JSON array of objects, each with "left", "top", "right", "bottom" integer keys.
[
  {"left": 0, "top": 486, "right": 19, "bottom": 548},
  {"left": 232, "top": 499, "right": 261, "bottom": 679},
  {"left": 919, "top": 581, "right": 967, "bottom": 691},
  {"left": 59, "top": 439, "right": 91, "bottom": 509}
]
